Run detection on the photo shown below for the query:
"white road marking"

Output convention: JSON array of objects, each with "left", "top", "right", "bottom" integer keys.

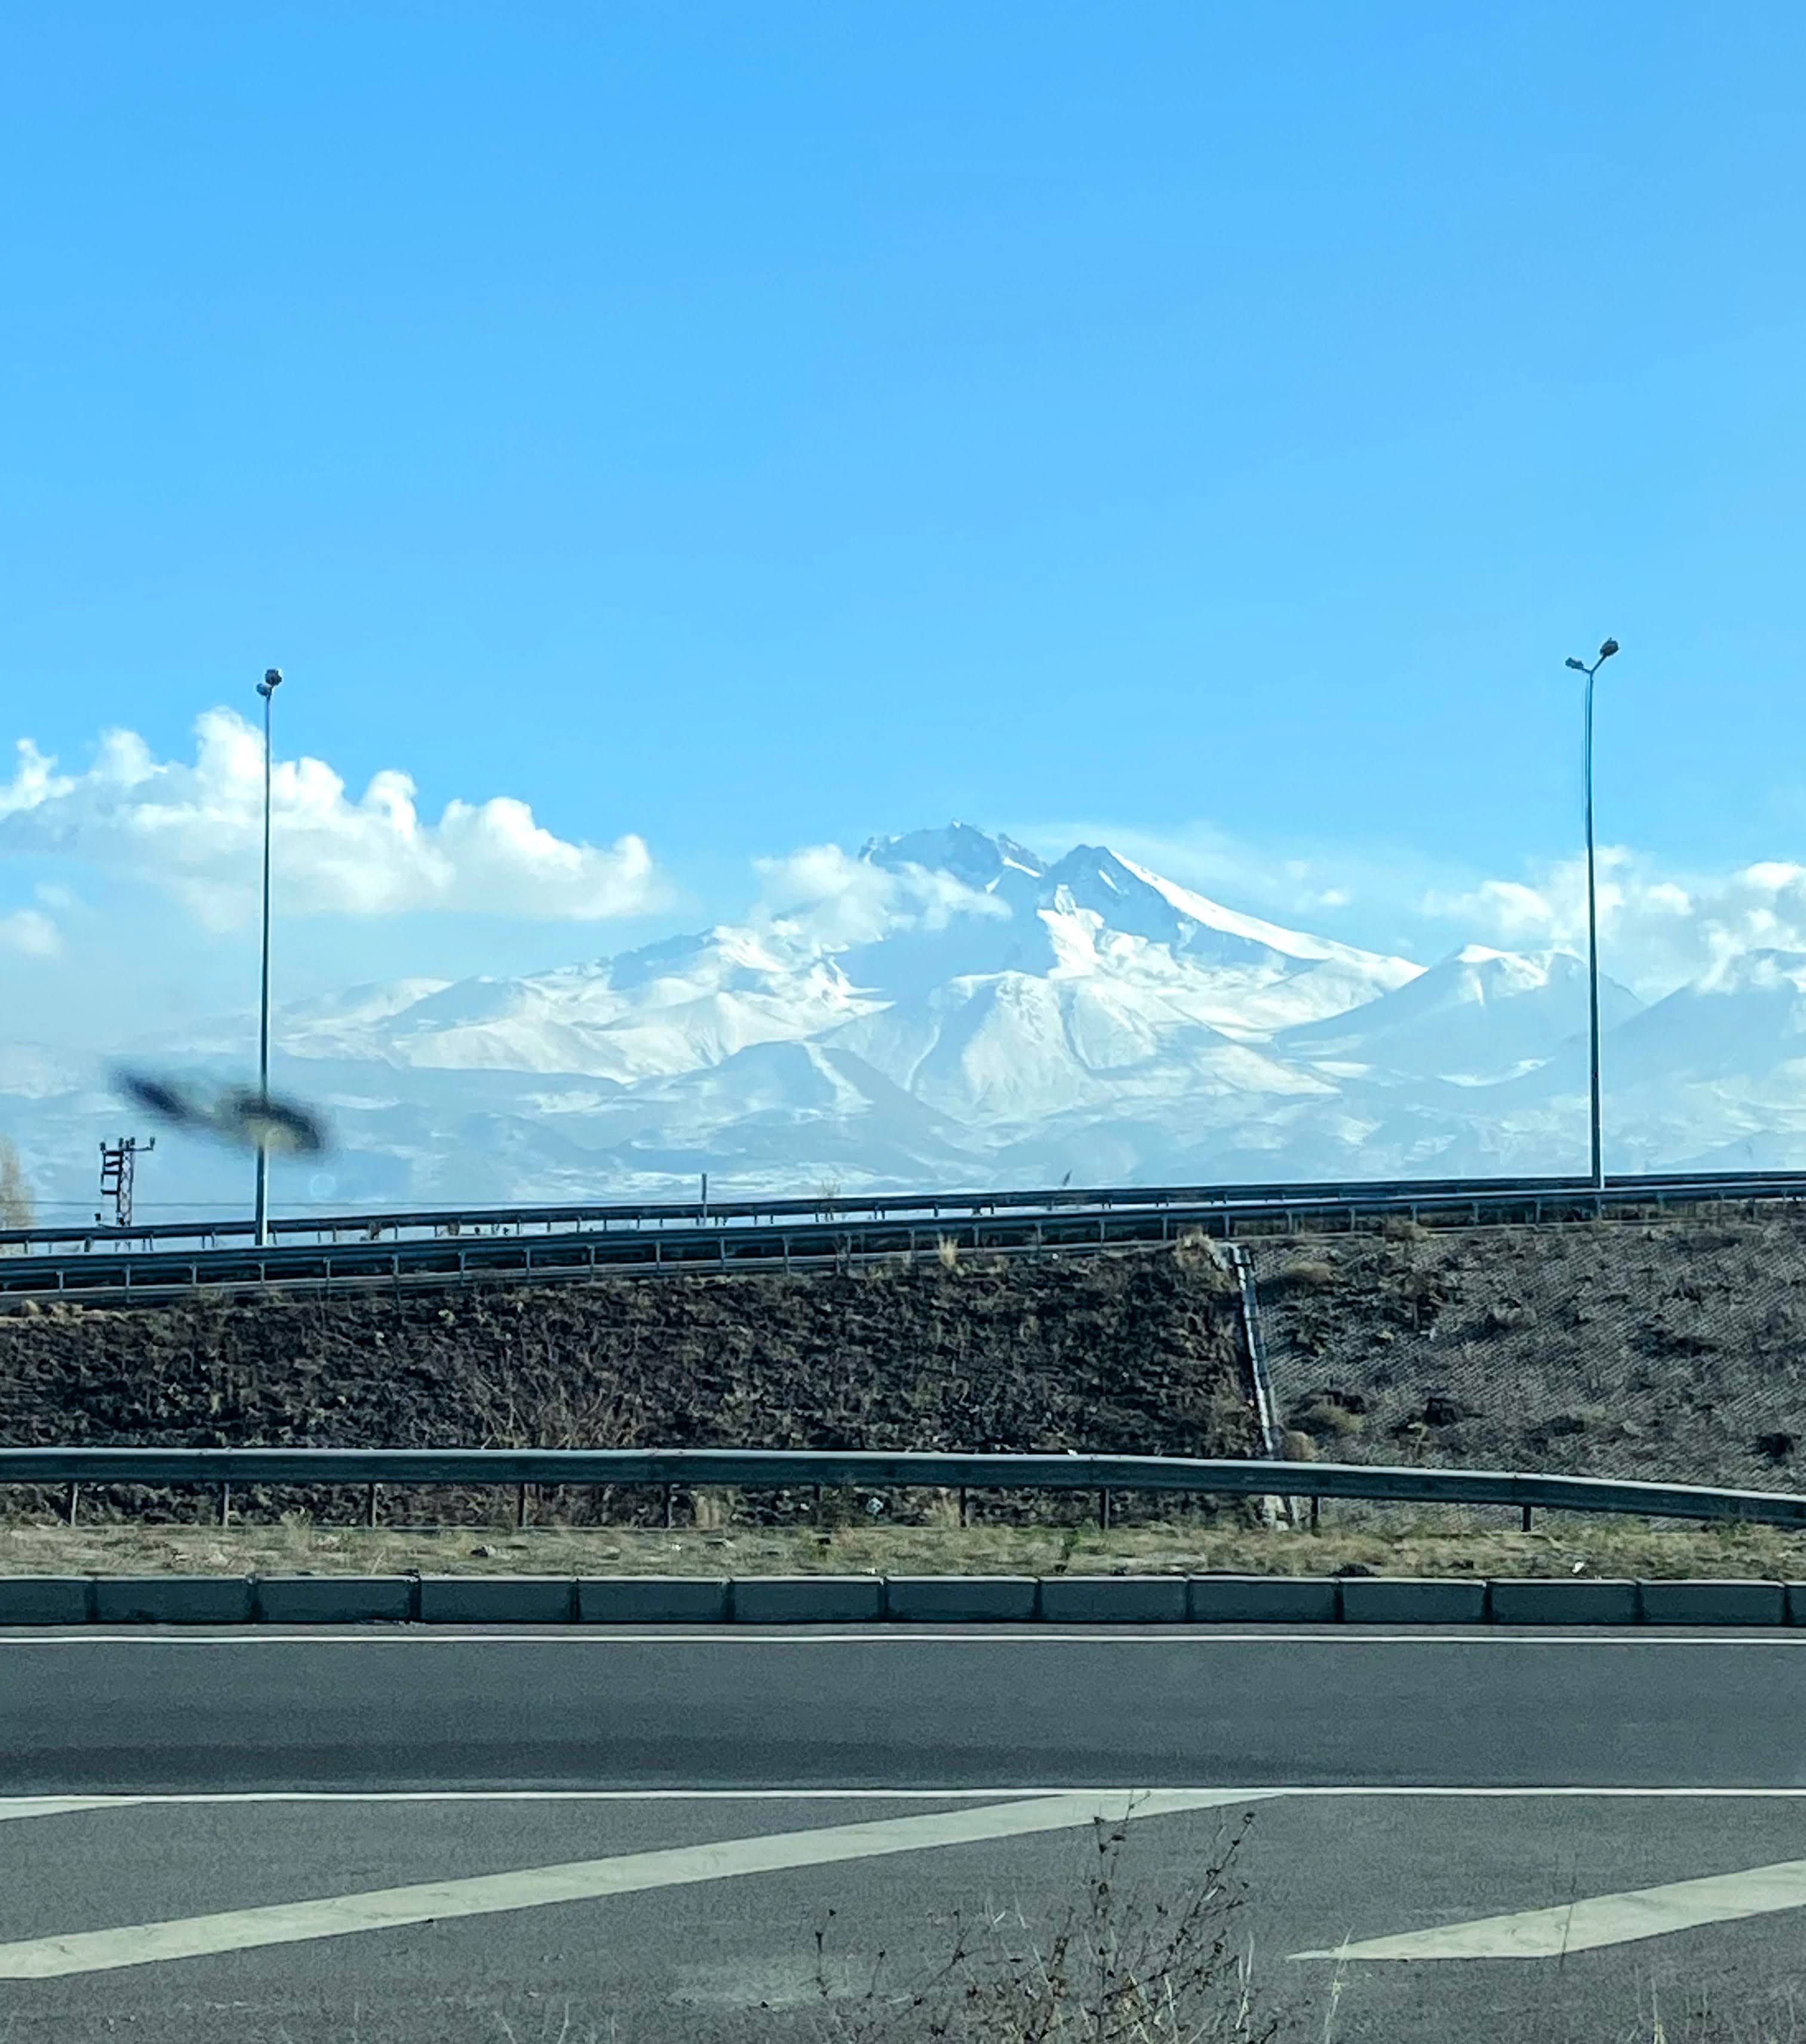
[
  {"left": 1292, "top": 1858, "right": 1806, "bottom": 1960},
  {"left": 0, "top": 1787, "right": 1263, "bottom": 1979},
  {"left": 0, "top": 1798, "right": 124, "bottom": 1823},
  {"left": 1, "top": 1628, "right": 1799, "bottom": 1648},
  {"left": 12, "top": 1785, "right": 1806, "bottom": 1819}
]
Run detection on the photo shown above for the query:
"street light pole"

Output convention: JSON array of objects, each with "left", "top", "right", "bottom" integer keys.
[
  {"left": 253, "top": 667, "right": 283, "bottom": 1247},
  {"left": 1564, "top": 639, "right": 1620, "bottom": 1192}
]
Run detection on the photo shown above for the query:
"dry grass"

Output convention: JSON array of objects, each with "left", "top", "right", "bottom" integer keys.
[
  {"left": 1270, "top": 1258, "right": 1337, "bottom": 1293},
  {"left": 0, "top": 1248, "right": 1258, "bottom": 1503},
  {"left": 810, "top": 1807, "right": 1277, "bottom": 2043},
  {"left": 8, "top": 1508, "right": 1806, "bottom": 1580}
]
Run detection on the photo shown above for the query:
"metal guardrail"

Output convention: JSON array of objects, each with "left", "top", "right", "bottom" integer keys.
[
  {"left": 5, "top": 1447, "right": 1806, "bottom": 1529},
  {"left": 10, "top": 1167, "right": 1806, "bottom": 1257},
  {"left": 7, "top": 1172, "right": 1806, "bottom": 1305}
]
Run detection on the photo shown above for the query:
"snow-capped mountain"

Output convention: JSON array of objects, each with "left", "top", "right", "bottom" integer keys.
[
  {"left": 1277, "top": 944, "right": 1644, "bottom": 1086},
  {"left": 3, "top": 823, "right": 1802, "bottom": 1214},
  {"left": 290, "top": 928, "right": 876, "bottom": 1083}
]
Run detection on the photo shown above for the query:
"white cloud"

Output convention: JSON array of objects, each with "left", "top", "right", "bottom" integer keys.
[
  {"left": 1422, "top": 851, "right": 1806, "bottom": 996},
  {"left": 0, "top": 712, "right": 665, "bottom": 931},
  {"left": 0, "top": 909, "right": 60, "bottom": 957},
  {"left": 1022, "top": 818, "right": 1443, "bottom": 953},
  {"left": 752, "top": 843, "right": 1008, "bottom": 949}
]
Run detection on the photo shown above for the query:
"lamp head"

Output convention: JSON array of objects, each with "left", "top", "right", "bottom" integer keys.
[
  {"left": 1598, "top": 638, "right": 1620, "bottom": 661},
  {"left": 257, "top": 667, "right": 283, "bottom": 699},
  {"left": 1565, "top": 657, "right": 1587, "bottom": 671}
]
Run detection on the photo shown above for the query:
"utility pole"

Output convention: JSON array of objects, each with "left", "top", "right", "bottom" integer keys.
[
  {"left": 97, "top": 1135, "right": 155, "bottom": 1229},
  {"left": 254, "top": 667, "right": 282, "bottom": 1247},
  {"left": 1564, "top": 638, "right": 1621, "bottom": 1191}
]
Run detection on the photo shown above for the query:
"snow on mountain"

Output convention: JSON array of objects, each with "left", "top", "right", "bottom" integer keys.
[
  {"left": 830, "top": 969, "right": 1332, "bottom": 1124},
  {"left": 862, "top": 822, "right": 1047, "bottom": 889},
  {"left": 12, "top": 822, "right": 1806, "bottom": 1212},
  {"left": 277, "top": 978, "right": 453, "bottom": 1056},
  {"left": 287, "top": 927, "right": 879, "bottom": 1082},
  {"left": 850, "top": 829, "right": 1419, "bottom": 1036},
  {"left": 1278, "top": 944, "right": 1644, "bottom": 1085},
  {"left": 1604, "top": 949, "right": 1806, "bottom": 1084}
]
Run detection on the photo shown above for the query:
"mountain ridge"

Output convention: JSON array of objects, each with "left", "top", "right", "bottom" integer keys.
[{"left": 4, "top": 822, "right": 1801, "bottom": 1211}]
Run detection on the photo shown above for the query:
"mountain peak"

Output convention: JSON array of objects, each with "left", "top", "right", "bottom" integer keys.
[{"left": 859, "top": 822, "right": 1046, "bottom": 890}]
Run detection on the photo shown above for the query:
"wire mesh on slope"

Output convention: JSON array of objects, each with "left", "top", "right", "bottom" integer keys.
[{"left": 1249, "top": 1214, "right": 1806, "bottom": 1493}]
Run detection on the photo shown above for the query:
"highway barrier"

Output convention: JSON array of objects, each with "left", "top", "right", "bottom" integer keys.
[
  {"left": 5, "top": 1573, "right": 1806, "bottom": 1626},
  {"left": 6, "top": 1447, "right": 1806, "bottom": 1529},
  {"left": 11, "top": 1165, "right": 1806, "bottom": 1259},
  {"left": 8, "top": 1167, "right": 1806, "bottom": 1305}
]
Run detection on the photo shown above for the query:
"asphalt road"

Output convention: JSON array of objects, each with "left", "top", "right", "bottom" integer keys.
[
  {"left": 5, "top": 1625, "right": 1806, "bottom": 2043},
  {"left": 4, "top": 1623, "right": 1805, "bottom": 1794}
]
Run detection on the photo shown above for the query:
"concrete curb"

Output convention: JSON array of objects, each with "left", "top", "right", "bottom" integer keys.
[
  {"left": 579, "top": 1577, "right": 730, "bottom": 1624},
  {"left": 0, "top": 1576, "right": 91, "bottom": 1625},
  {"left": 2, "top": 1574, "right": 1799, "bottom": 1628},
  {"left": 1488, "top": 1578, "right": 1639, "bottom": 1626},
  {"left": 91, "top": 1576, "right": 256, "bottom": 1625},
  {"left": 884, "top": 1576, "right": 1038, "bottom": 1622},
  {"left": 254, "top": 1576, "right": 414, "bottom": 1625},
  {"left": 416, "top": 1577, "right": 576, "bottom": 1624},
  {"left": 1339, "top": 1577, "right": 1488, "bottom": 1625},
  {"left": 1638, "top": 1579, "right": 1788, "bottom": 1626},
  {"left": 1037, "top": 1575, "right": 1188, "bottom": 1623},
  {"left": 730, "top": 1576, "right": 886, "bottom": 1624},
  {"left": 1187, "top": 1575, "right": 1338, "bottom": 1623}
]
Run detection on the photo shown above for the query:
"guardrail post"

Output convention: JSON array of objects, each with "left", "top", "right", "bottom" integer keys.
[
  {"left": 958, "top": 1485, "right": 969, "bottom": 1527},
  {"left": 1521, "top": 1503, "right": 1534, "bottom": 1532},
  {"left": 663, "top": 1483, "right": 675, "bottom": 1529},
  {"left": 515, "top": 1483, "right": 529, "bottom": 1531},
  {"left": 219, "top": 1481, "right": 231, "bottom": 1527},
  {"left": 65, "top": 1481, "right": 78, "bottom": 1527},
  {"left": 1309, "top": 1494, "right": 1320, "bottom": 1533},
  {"left": 367, "top": 1482, "right": 379, "bottom": 1529},
  {"left": 1099, "top": 1487, "right": 1112, "bottom": 1530}
]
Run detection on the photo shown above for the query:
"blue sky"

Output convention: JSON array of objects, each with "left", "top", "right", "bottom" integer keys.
[{"left": 4, "top": 1, "right": 1806, "bottom": 1028}]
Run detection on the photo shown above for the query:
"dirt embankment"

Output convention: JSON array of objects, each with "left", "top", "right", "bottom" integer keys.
[
  {"left": 0, "top": 1244, "right": 1257, "bottom": 1523},
  {"left": 1252, "top": 1216, "right": 1806, "bottom": 1489}
]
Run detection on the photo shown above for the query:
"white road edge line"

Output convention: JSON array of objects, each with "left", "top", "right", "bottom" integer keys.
[
  {"left": 0, "top": 1788, "right": 1266, "bottom": 1979},
  {"left": 1291, "top": 1856, "right": 1806, "bottom": 1960},
  {"left": 11, "top": 1785, "right": 1806, "bottom": 1828},
  {"left": 2, "top": 1629, "right": 1801, "bottom": 1649},
  {"left": 12, "top": 1785, "right": 1806, "bottom": 1818}
]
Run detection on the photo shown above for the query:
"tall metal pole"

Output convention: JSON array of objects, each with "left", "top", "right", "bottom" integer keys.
[
  {"left": 254, "top": 667, "right": 282, "bottom": 1247},
  {"left": 1566, "top": 640, "right": 1618, "bottom": 1193},
  {"left": 1583, "top": 666, "right": 1602, "bottom": 1192}
]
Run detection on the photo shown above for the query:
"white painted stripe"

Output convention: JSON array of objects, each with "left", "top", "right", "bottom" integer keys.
[
  {"left": 0, "top": 1798, "right": 124, "bottom": 1823},
  {"left": 0, "top": 1788, "right": 1262, "bottom": 1979},
  {"left": 1292, "top": 1858, "right": 1806, "bottom": 1960},
  {"left": 2, "top": 1629, "right": 1799, "bottom": 1649},
  {"left": 13, "top": 1784, "right": 1806, "bottom": 1816}
]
